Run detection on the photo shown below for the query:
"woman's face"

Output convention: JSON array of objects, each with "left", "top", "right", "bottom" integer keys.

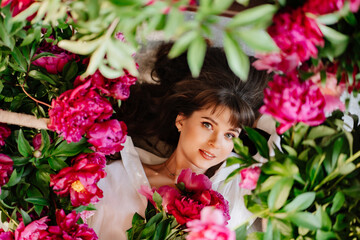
[{"left": 174, "top": 106, "right": 241, "bottom": 172}]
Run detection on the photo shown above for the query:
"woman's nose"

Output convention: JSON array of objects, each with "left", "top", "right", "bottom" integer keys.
[{"left": 208, "top": 132, "right": 221, "bottom": 148}]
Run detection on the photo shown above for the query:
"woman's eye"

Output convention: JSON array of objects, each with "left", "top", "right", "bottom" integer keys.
[
  {"left": 202, "top": 122, "right": 212, "bottom": 129},
  {"left": 225, "top": 133, "right": 235, "bottom": 139}
]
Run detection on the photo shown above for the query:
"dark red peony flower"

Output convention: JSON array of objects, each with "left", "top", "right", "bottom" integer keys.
[
  {"left": 0, "top": 123, "right": 11, "bottom": 147},
  {"left": 72, "top": 152, "right": 106, "bottom": 169},
  {"left": 14, "top": 217, "right": 49, "bottom": 240},
  {"left": 46, "top": 210, "right": 98, "bottom": 240},
  {"left": 50, "top": 157, "right": 106, "bottom": 207},
  {"left": 302, "top": 0, "right": 343, "bottom": 15},
  {"left": 86, "top": 119, "right": 127, "bottom": 155},
  {"left": 260, "top": 73, "right": 326, "bottom": 134},
  {"left": 167, "top": 196, "right": 203, "bottom": 225},
  {"left": 48, "top": 81, "right": 113, "bottom": 143},
  {"left": 0, "top": 154, "right": 13, "bottom": 194}
]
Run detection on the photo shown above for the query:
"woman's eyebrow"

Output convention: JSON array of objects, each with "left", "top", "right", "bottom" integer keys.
[{"left": 202, "top": 116, "right": 241, "bottom": 134}]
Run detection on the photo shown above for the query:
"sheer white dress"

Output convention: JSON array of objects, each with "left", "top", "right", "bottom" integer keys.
[{"left": 88, "top": 136, "right": 255, "bottom": 240}]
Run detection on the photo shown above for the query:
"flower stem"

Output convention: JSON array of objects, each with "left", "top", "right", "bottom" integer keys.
[
  {"left": 20, "top": 84, "right": 52, "bottom": 108},
  {"left": 0, "top": 204, "right": 18, "bottom": 227}
]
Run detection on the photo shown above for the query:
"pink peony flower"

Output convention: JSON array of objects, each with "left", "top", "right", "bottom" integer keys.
[
  {"left": 0, "top": 123, "right": 11, "bottom": 147},
  {"left": 309, "top": 72, "right": 346, "bottom": 113},
  {"left": 186, "top": 207, "right": 235, "bottom": 240},
  {"left": 350, "top": 0, "right": 360, "bottom": 12},
  {"left": 255, "top": 8, "right": 324, "bottom": 73},
  {"left": 50, "top": 158, "right": 106, "bottom": 207},
  {"left": 46, "top": 210, "right": 98, "bottom": 240},
  {"left": 239, "top": 166, "right": 261, "bottom": 190},
  {"left": 260, "top": 73, "right": 326, "bottom": 134},
  {"left": 74, "top": 69, "right": 137, "bottom": 100},
  {"left": 32, "top": 40, "right": 79, "bottom": 75},
  {"left": 1, "top": 0, "right": 34, "bottom": 17},
  {"left": 72, "top": 152, "right": 107, "bottom": 169},
  {"left": 167, "top": 197, "right": 203, "bottom": 225},
  {"left": 177, "top": 168, "right": 212, "bottom": 192},
  {"left": 0, "top": 229, "right": 14, "bottom": 240},
  {"left": 86, "top": 119, "right": 127, "bottom": 155},
  {"left": 0, "top": 154, "right": 14, "bottom": 194},
  {"left": 48, "top": 81, "right": 113, "bottom": 143},
  {"left": 15, "top": 217, "right": 49, "bottom": 240}
]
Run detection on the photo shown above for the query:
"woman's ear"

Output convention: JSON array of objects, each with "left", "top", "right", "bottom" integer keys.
[{"left": 175, "top": 113, "right": 185, "bottom": 132}]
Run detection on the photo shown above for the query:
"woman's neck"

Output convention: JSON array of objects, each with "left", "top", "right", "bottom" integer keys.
[{"left": 164, "top": 150, "right": 206, "bottom": 178}]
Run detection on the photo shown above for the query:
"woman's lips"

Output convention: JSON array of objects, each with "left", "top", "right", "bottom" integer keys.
[{"left": 199, "top": 149, "right": 216, "bottom": 160}]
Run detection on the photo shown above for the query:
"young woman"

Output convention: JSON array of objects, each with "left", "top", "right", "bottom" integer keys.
[{"left": 87, "top": 43, "right": 269, "bottom": 239}]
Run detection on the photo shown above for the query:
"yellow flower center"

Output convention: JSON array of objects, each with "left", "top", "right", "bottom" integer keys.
[{"left": 71, "top": 180, "right": 85, "bottom": 192}]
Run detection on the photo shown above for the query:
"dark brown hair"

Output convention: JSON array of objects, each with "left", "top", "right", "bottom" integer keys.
[{"left": 116, "top": 43, "right": 269, "bottom": 150}]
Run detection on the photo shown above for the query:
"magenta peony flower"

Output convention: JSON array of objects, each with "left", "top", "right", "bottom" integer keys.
[
  {"left": 254, "top": 8, "right": 324, "bottom": 73},
  {"left": 32, "top": 40, "right": 79, "bottom": 75},
  {"left": 260, "top": 73, "right": 326, "bottom": 134},
  {"left": 0, "top": 0, "right": 34, "bottom": 17},
  {"left": 177, "top": 168, "right": 212, "bottom": 192},
  {"left": 50, "top": 158, "right": 106, "bottom": 207},
  {"left": 47, "top": 210, "right": 98, "bottom": 240},
  {"left": 0, "top": 229, "right": 14, "bottom": 240},
  {"left": 302, "top": 0, "right": 344, "bottom": 15},
  {"left": 74, "top": 69, "right": 137, "bottom": 100},
  {"left": 15, "top": 217, "right": 49, "bottom": 240},
  {"left": 309, "top": 72, "right": 346, "bottom": 113},
  {"left": 186, "top": 207, "right": 235, "bottom": 240},
  {"left": 48, "top": 81, "right": 113, "bottom": 143},
  {"left": 0, "top": 154, "right": 14, "bottom": 194},
  {"left": 86, "top": 119, "right": 127, "bottom": 155},
  {"left": 239, "top": 166, "right": 261, "bottom": 190},
  {"left": 0, "top": 123, "right": 11, "bottom": 147},
  {"left": 140, "top": 169, "right": 230, "bottom": 225},
  {"left": 350, "top": 0, "right": 360, "bottom": 12},
  {"left": 72, "top": 152, "right": 106, "bottom": 169}
]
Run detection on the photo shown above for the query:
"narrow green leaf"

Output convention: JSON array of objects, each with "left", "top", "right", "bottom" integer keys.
[
  {"left": 307, "top": 125, "right": 336, "bottom": 140},
  {"left": 48, "top": 157, "right": 69, "bottom": 171},
  {"left": 244, "top": 127, "right": 270, "bottom": 159},
  {"left": 153, "top": 218, "right": 171, "bottom": 240},
  {"left": 168, "top": 31, "right": 198, "bottom": 58},
  {"left": 58, "top": 38, "right": 102, "bottom": 55},
  {"left": 287, "top": 212, "right": 321, "bottom": 230},
  {"left": 17, "top": 129, "right": 33, "bottom": 157},
  {"left": 237, "top": 29, "right": 278, "bottom": 52},
  {"left": 223, "top": 31, "right": 249, "bottom": 81},
  {"left": 268, "top": 177, "right": 293, "bottom": 211},
  {"left": 283, "top": 192, "right": 315, "bottom": 212},
  {"left": 187, "top": 36, "right": 206, "bottom": 77},
  {"left": 225, "top": 167, "right": 241, "bottom": 183},
  {"left": 315, "top": 207, "right": 332, "bottom": 231},
  {"left": 315, "top": 230, "right": 337, "bottom": 240},
  {"left": 28, "top": 70, "right": 57, "bottom": 85},
  {"left": 235, "top": 223, "right": 248, "bottom": 240},
  {"left": 51, "top": 138, "right": 88, "bottom": 157},
  {"left": 11, "top": 47, "right": 28, "bottom": 72},
  {"left": 330, "top": 191, "right": 345, "bottom": 215},
  {"left": 5, "top": 168, "right": 23, "bottom": 187},
  {"left": 25, "top": 197, "right": 50, "bottom": 206},
  {"left": 20, "top": 209, "right": 32, "bottom": 226}
]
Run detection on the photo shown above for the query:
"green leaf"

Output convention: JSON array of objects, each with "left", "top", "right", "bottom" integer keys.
[
  {"left": 5, "top": 168, "right": 24, "bottom": 187},
  {"left": 164, "top": 9, "right": 183, "bottom": 39},
  {"left": 225, "top": 167, "right": 241, "bottom": 183},
  {"left": 20, "top": 209, "right": 32, "bottom": 226},
  {"left": 235, "top": 223, "right": 248, "bottom": 240},
  {"left": 51, "top": 138, "right": 88, "bottom": 157},
  {"left": 227, "top": 4, "right": 278, "bottom": 28},
  {"left": 233, "top": 137, "right": 249, "bottom": 157},
  {"left": 74, "top": 204, "right": 97, "bottom": 213},
  {"left": 62, "top": 61, "right": 78, "bottom": 80},
  {"left": 28, "top": 70, "right": 57, "bottom": 85},
  {"left": 315, "top": 230, "right": 337, "bottom": 240},
  {"left": 307, "top": 125, "right": 336, "bottom": 140},
  {"left": 226, "top": 156, "right": 247, "bottom": 166},
  {"left": 17, "top": 129, "right": 33, "bottom": 157},
  {"left": 268, "top": 177, "right": 293, "bottom": 211},
  {"left": 333, "top": 214, "right": 346, "bottom": 231},
  {"left": 330, "top": 191, "right": 345, "bottom": 215},
  {"left": 48, "top": 156, "right": 69, "bottom": 171},
  {"left": 223, "top": 31, "right": 249, "bottom": 81},
  {"left": 11, "top": 2, "right": 41, "bottom": 22},
  {"left": 244, "top": 127, "right": 270, "bottom": 159},
  {"left": 283, "top": 192, "right": 315, "bottom": 212},
  {"left": 315, "top": 207, "right": 332, "bottom": 231},
  {"left": 287, "top": 212, "right": 321, "bottom": 230},
  {"left": 153, "top": 218, "right": 171, "bottom": 240},
  {"left": 11, "top": 156, "right": 31, "bottom": 166},
  {"left": 258, "top": 175, "right": 282, "bottom": 193},
  {"left": 11, "top": 47, "right": 28, "bottom": 72},
  {"left": 84, "top": 39, "right": 108, "bottom": 77},
  {"left": 187, "top": 36, "right": 206, "bottom": 78},
  {"left": 58, "top": 38, "right": 102, "bottom": 55},
  {"left": 237, "top": 29, "right": 278, "bottom": 52},
  {"left": 168, "top": 31, "right": 198, "bottom": 58},
  {"left": 282, "top": 145, "right": 297, "bottom": 157},
  {"left": 153, "top": 191, "right": 163, "bottom": 209},
  {"left": 25, "top": 197, "right": 50, "bottom": 206}
]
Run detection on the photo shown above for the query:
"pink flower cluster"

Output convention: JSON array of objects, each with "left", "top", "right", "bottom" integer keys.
[
  {"left": 0, "top": 210, "right": 98, "bottom": 240},
  {"left": 260, "top": 73, "right": 326, "bottom": 134},
  {"left": 50, "top": 153, "right": 106, "bottom": 207},
  {"left": 303, "top": 0, "right": 360, "bottom": 15},
  {"left": 254, "top": 7, "right": 324, "bottom": 74},
  {"left": 0, "top": 154, "right": 14, "bottom": 194},
  {"left": 140, "top": 169, "right": 230, "bottom": 225},
  {"left": 32, "top": 41, "right": 80, "bottom": 74},
  {"left": 0, "top": 123, "right": 11, "bottom": 147},
  {"left": 186, "top": 207, "right": 235, "bottom": 240}
]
